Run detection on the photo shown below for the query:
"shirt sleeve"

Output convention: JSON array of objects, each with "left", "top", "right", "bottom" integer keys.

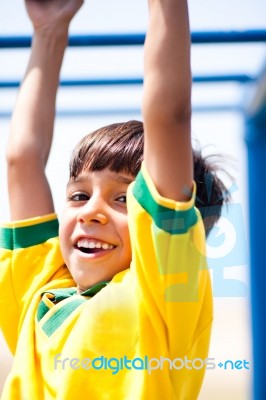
[
  {"left": 0, "top": 214, "right": 73, "bottom": 353},
  {"left": 127, "top": 163, "right": 213, "bottom": 360}
]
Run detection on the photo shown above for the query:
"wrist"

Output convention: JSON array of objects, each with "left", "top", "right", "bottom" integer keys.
[
  {"left": 30, "top": 28, "right": 69, "bottom": 76},
  {"left": 33, "top": 23, "right": 69, "bottom": 45}
]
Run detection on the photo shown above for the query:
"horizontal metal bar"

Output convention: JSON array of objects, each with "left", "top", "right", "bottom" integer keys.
[
  {"left": 0, "top": 74, "right": 256, "bottom": 89},
  {"left": 0, "top": 104, "right": 244, "bottom": 118},
  {"left": 191, "top": 30, "right": 266, "bottom": 44},
  {"left": 193, "top": 74, "right": 256, "bottom": 83},
  {"left": 1, "top": 30, "right": 266, "bottom": 49}
]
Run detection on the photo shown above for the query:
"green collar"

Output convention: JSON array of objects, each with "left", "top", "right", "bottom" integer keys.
[
  {"left": 43, "top": 281, "right": 109, "bottom": 303},
  {"left": 79, "top": 281, "right": 109, "bottom": 297}
]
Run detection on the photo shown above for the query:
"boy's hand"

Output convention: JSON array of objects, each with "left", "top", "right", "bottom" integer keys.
[{"left": 25, "top": 0, "right": 84, "bottom": 34}]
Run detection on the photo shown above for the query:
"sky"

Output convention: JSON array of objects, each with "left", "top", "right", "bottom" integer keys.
[{"left": 0, "top": 0, "right": 266, "bottom": 399}]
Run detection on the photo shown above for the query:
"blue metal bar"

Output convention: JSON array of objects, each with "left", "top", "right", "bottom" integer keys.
[
  {"left": 0, "top": 30, "right": 266, "bottom": 49},
  {"left": 0, "top": 74, "right": 256, "bottom": 89},
  {"left": 193, "top": 74, "right": 255, "bottom": 83},
  {"left": 191, "top": 29, "right": 266, "bottom": 44},
  {"left": 0, "top": 78, "right": 143, "bottom": 88},
  {"left": 0, "top": 104, "right": 244, "bottom": 118},
  {"left": 245, "top": 61, "right": 266, "bottom": 400}
]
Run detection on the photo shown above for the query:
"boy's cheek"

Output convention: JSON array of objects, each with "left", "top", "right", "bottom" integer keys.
[
  {"left": 59, "top": 210, "right": 73, "bottom": 242},
  {"left": 58, "top": 222, "right": 72, "bottom": 265},
  {"left": 58, "top": 235, "right": 68, "bottom": 267}
]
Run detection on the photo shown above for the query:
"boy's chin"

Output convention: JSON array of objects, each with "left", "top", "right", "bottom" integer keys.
[{"left": 72, "top": 268, "right": 113, "bottom": 293}]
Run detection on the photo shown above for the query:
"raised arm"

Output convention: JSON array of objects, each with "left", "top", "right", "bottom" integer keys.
[
  {"left": 142, "top": 0, "right": 192, "bottom": 201},
  {"left": 6, "top": 0, "right": 83, "bottom": 221}
]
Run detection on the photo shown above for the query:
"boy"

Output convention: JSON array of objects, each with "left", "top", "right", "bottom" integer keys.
[{"left": 0, "top": 0, "right": 220, "bottom": 398}]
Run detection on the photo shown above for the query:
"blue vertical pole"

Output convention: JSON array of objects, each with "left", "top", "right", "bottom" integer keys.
[{"left": 245, "top": 70, "right": 266, "bottom": 399}]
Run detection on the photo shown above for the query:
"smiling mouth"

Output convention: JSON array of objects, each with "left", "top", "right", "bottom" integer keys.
[{"left": 75, "top": 239, "right": 115, "bottom": 254}]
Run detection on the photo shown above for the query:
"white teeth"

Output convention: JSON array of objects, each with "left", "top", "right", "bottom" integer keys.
[{"left": 77, "top": 239, "right": 114, "bottom": 250}]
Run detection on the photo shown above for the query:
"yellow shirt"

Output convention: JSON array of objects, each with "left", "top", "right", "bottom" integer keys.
[{"left": 0, "top": 166, "right": 212, "bottom": 399}]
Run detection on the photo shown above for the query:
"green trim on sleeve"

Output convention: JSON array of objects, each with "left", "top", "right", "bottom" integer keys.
[
  {"left": 132, "top": 171, "right": 197, "bottom": 234},
  {"left": 0, "top": 218, "right": 59, "bottom": 250}
]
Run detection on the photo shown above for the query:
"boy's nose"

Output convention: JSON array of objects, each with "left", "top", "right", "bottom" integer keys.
[{"left": 77, "top": 197, "right": 108, "bottom": 225}]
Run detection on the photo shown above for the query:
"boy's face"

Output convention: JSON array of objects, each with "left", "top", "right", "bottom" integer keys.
[{"left": 59, "top": 168, "right": 133, "bottom": 293}]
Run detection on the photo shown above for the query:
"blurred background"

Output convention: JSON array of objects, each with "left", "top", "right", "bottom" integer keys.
[{"left": 1, "top": 0, "right": 266, "bottom": 398}]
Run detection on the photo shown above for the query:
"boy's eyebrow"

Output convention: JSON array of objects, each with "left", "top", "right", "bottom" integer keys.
[
  {"left": 110, "top": 175, "right": 134, "bottom": 185},
  {"left": 67, "top": 174, "right": 134, "bottom": 187},
  {"left": 67, "top": 176, "right": 87, "bottom": 188}
]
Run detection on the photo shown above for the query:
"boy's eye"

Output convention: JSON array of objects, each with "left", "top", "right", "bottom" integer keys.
[
  {"left": 68, "top": 193, "right": 89, "bottom": 202},
  {"left": 116, "top": 195, "right": 127, "bottom": 203}
]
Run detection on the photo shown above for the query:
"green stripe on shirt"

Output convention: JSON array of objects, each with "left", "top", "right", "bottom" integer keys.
[
  {"left": 132, "top": 171, "right": 197, "bottom": 234},
  {"left": 0, "top": 219, "right": 59, "bottom": 250}
]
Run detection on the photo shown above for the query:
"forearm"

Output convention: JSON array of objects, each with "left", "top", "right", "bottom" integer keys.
[
  {"left": 6, "top": 0, "right": 83, "bottom": 220},
  {"left": 142, "top": 0, "right": 193, "bottom": 201},
  {"left": 7, "top": 30, "right": 68, "bottom": 166},
  {"left": 6, "top": 14, "right": 72, "bottom": 220},
  {"left": 143, "top": 0, "right": 191, "bottom": 121}
]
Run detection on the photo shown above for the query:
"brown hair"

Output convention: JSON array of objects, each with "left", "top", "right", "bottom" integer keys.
[
  {"left": 193, "top": 150, "right": 230, "bottom": 236},
  {"left": 70, "top": 121, "right": 144, "bottom": 178},
  {"left": 69, "top": 120, "right": 230, "bottom": 236}
]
